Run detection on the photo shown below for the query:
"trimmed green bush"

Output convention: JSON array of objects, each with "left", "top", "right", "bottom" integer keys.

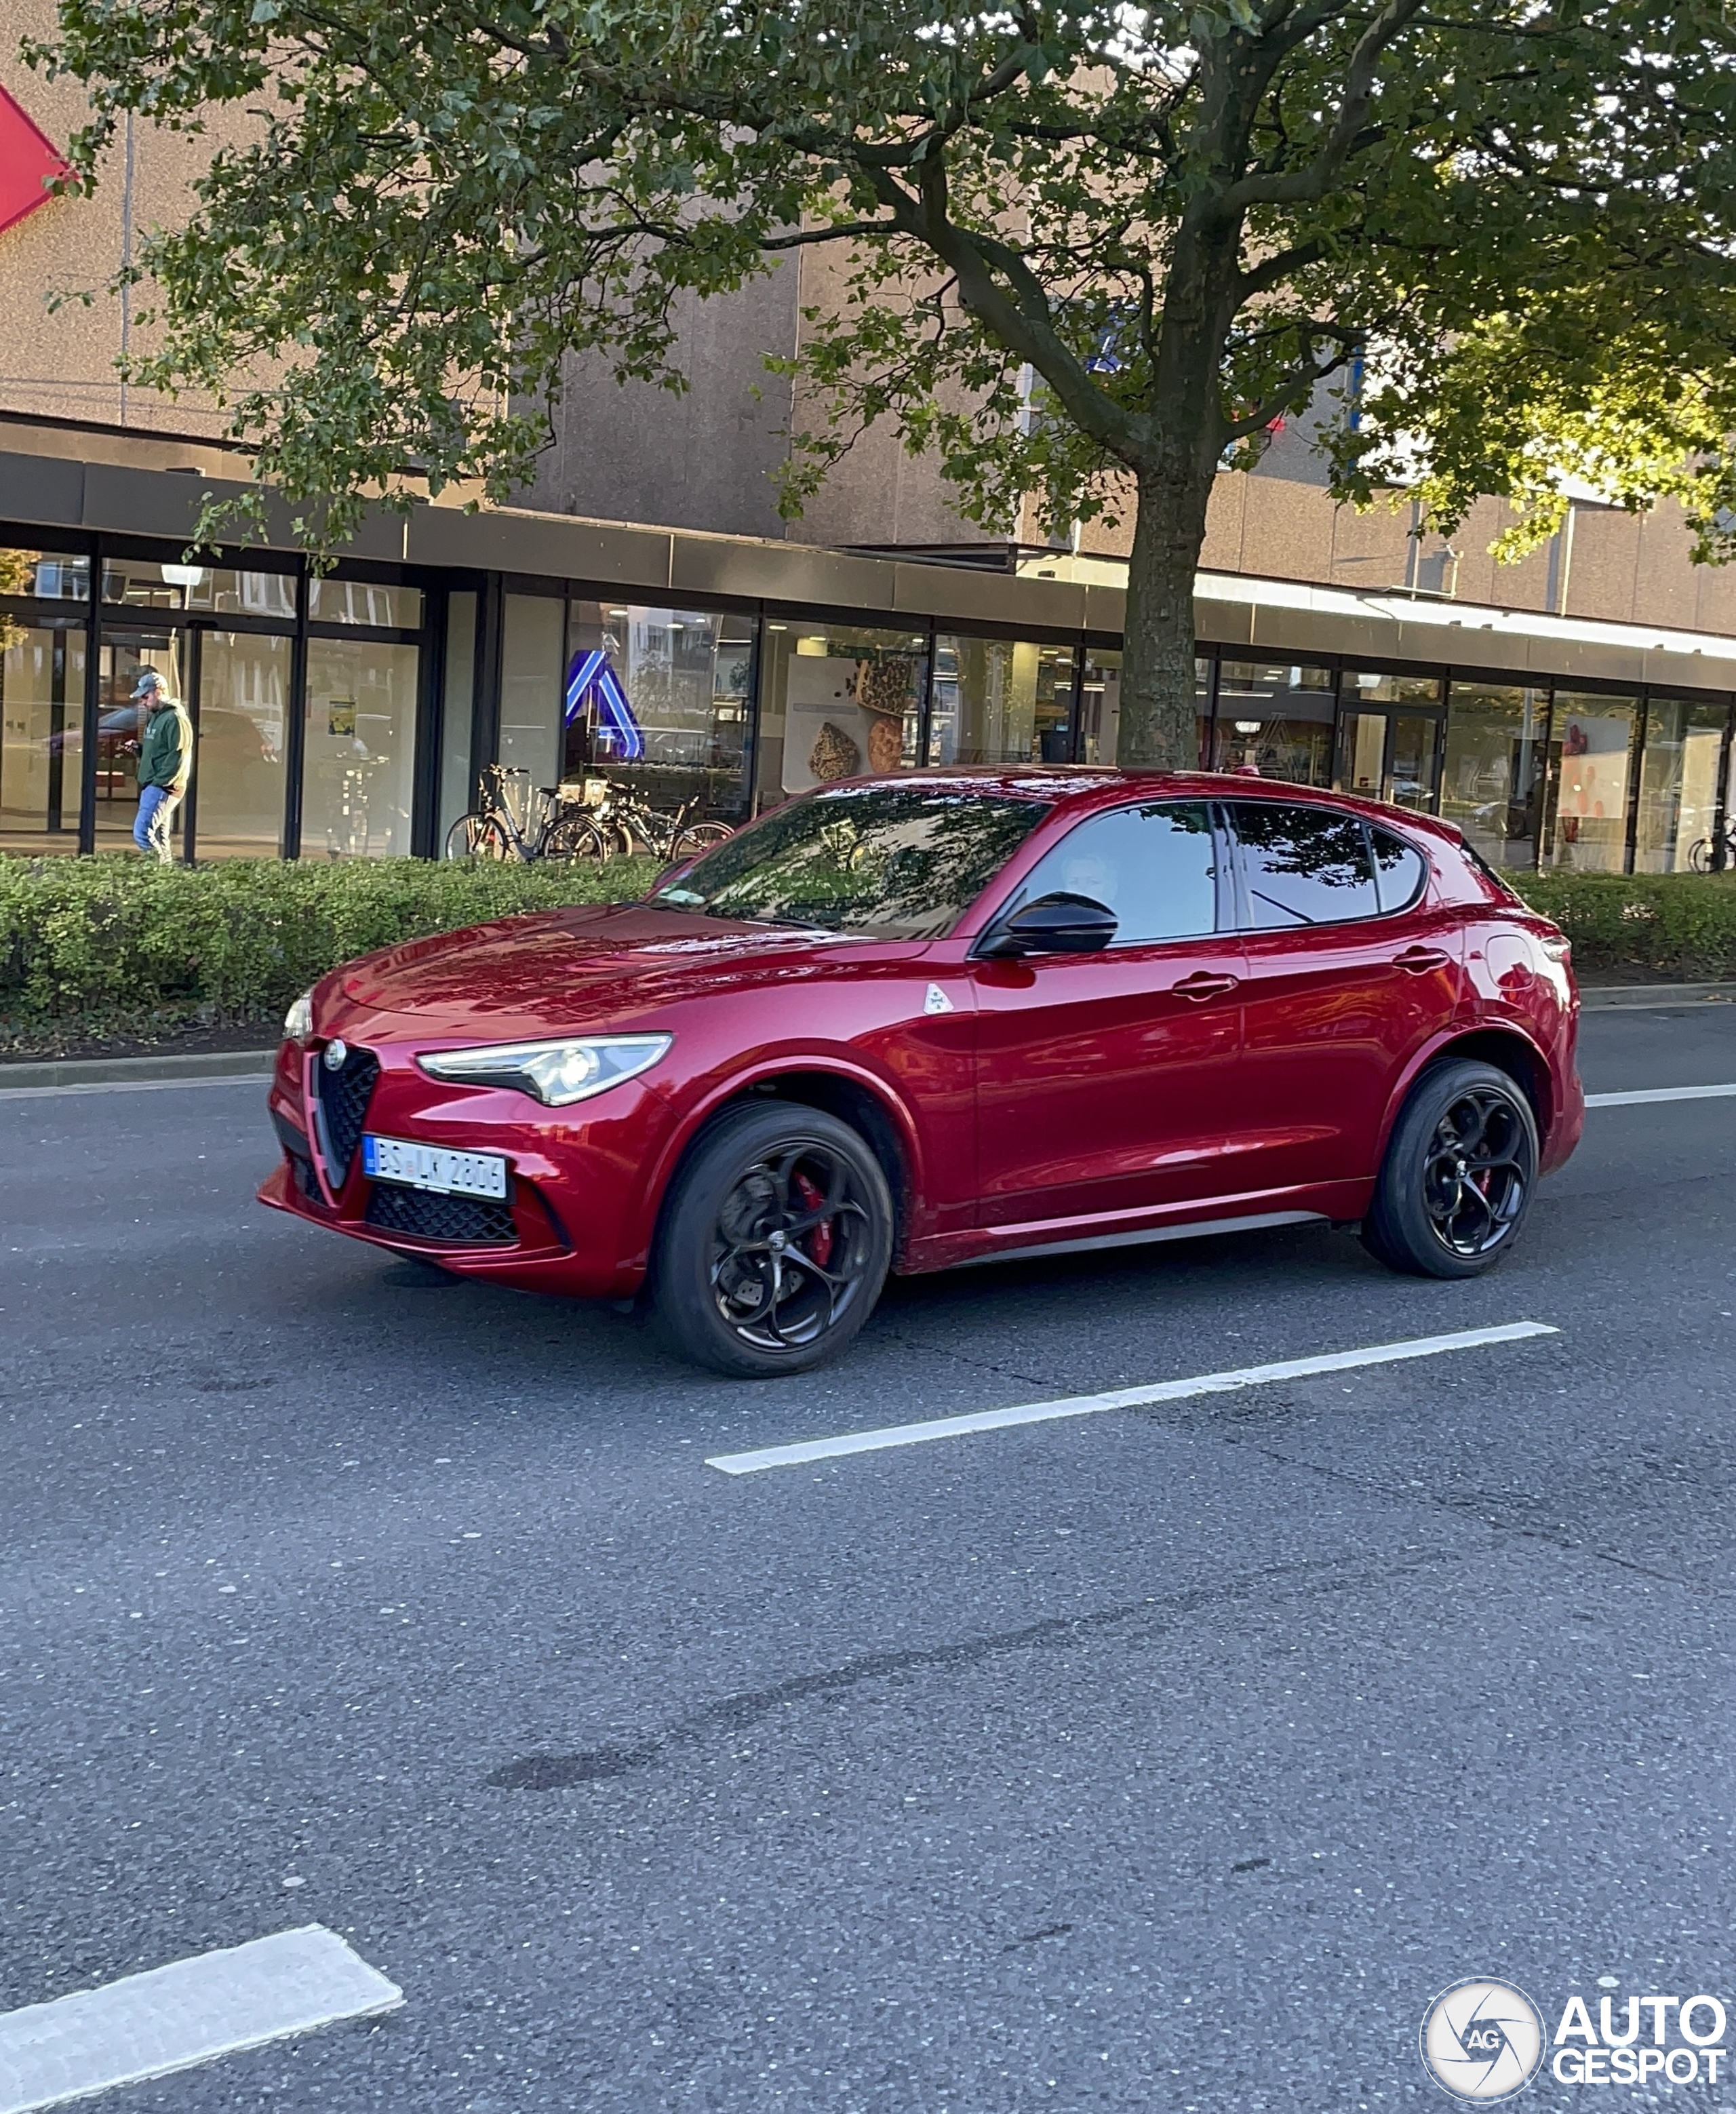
[
  {"left": 1517, "top": 869, "right": 1736, "bottom": 981},
  {"left": 0, "top": 854, "right": 656, "bottom": 1053}
]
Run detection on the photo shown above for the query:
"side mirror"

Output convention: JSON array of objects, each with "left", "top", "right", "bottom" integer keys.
[{"left": 979, "top": 891, "right": 1118, "bottom": 958}]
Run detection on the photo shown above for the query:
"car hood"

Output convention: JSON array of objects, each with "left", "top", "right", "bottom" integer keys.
[{"left": 320, "top": 901, "right": 915, "bottom": 1042}]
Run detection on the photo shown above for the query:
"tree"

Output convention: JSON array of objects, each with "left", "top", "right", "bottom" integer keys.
[{"left": 31, "top": 1, "right": 1736, "bottom": 765}]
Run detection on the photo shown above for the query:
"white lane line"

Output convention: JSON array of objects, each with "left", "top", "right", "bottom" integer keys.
[
  {"left": 1585, "top": 1082, "right": 1736, "bottom": 1108},
  {"left": 0, "top": 1074, "right": 269, "bottom": 1102},
  {"left": 0, "top": 1925, "right": 401, "bottom": 2114},
  {"left": 706, "top": 1320, "right": 1558, "bottom": 1476}
]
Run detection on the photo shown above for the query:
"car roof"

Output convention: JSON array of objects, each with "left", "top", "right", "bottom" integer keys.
[{"left": 850, "top": 767, "right": 1465, "bottom": 847}]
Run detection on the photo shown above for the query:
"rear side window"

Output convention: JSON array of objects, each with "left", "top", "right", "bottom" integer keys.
[
  {"left": 1230, "top": 802, "right": 1379, "bottom": 927},
  {"left": 1370, "top": 827, "right": 1428, "bottom": 913},
  {"left": 1010, "top": 800, "right": 1219, "bottom": 943}
]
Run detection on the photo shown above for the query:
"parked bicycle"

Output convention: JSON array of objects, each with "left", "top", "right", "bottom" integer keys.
[
  {"left": 587, "top": 781, "right": 735, "bottom": 862},
  {"left": 1689, "top": 828, "right": 1736, "bottom": 873},
  {"left": 443, "top": 764, "right": 608, "bottom": 863}
]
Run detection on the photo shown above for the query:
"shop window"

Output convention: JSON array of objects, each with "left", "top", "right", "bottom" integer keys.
[
  {"left": 1337, "top": 669, "right": 1443, "bottom": 811},
  {"left": 1635, "top": 694, "right": 1727, "bottom": 874},
  {"left": 760, "top": 621, "right": 922, "bottom": 804},
  {"left": 439, "top": 592, "right": 477, "bottom": 840},
  {"left": 307, "top": 577, "right": 423, "bottom": 629},
  {"left": 500, "top": 593, "right": 564, "bottom": 804},
  {"left": 301, "top": 638, "right": 418, "bottom": 857},
  {"left": 192, "top": 633, "right": 289, "bottom": 858},
  {"left": 1440, "top": 682, "right": 1548, "bottom": 870},
  {"left": 1077, "top": 651, "right": 1211, "bottom": 766},
  {"left": 0, "top": 621, "right": 86, "bottom": 853},
  {"left": 1, "top": 549, "right": 90, "bottom": 602},
  {"left": 929, "top": 635, "right": 1073, "bottom": 767},
  {"left": 101, "top": 557, "right": 297, "bottom": 620},
  {"left": 1213, "top": 662, "right": 1336, "bottom": 785},
  {"left": 1541, "top": 690, "right": 1638, "bottom": 874},
  {"left": 94, "top": 632, "right": 185, "bottom": 848}
]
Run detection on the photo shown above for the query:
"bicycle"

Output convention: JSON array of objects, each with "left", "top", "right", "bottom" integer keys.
[
  {"left": 1688, "top": 828, "right": 1736, "bottom": 874},
  {"left": 443, "top": 764, "right": 610, "bottom": 863},
  {"left": 587, "top": 781, "right": 734, "bottom": 862}
]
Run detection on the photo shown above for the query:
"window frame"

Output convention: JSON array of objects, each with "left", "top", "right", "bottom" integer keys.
[{"left": 1223, "top": 797, "right": 1432, "bottom": 932}]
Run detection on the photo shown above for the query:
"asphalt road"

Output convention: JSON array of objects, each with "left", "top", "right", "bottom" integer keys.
[{"left": 2, "top": 1005, "right": 1733, "bottom": 2111}]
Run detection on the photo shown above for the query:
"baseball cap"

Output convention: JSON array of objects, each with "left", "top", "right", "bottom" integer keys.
[{"left": 131, "top": 670, "right": 166, "bottom": 699}]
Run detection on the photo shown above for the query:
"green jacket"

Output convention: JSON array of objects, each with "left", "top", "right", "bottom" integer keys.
[{"left": 137, "top": 701, "right": 193, "bottom": 796}]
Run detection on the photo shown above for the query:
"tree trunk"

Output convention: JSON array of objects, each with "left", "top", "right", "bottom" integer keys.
[{"left": 1114, "top": 452, "right": 1217, "bottom": 770}]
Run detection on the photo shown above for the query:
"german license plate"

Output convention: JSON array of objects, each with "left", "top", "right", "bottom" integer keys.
[{"left": 362, "top": 1133, "right": 509, "bottom": 1200}]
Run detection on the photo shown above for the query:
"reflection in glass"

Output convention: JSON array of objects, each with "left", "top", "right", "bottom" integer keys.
[
  {"left": 307, "top": 578, "right": 422, "bottom": 629},
  {"left": 1441, "top": 681, "right": 1547, "bottom": 870},
  {"left": 0, "top": 622, "right": 87, "bottom": 852},
  {"left": 1542, "top": 691, "right": 1638, "bottom": 873},
  {"left": 653, "top": 783, "right": 1050, "bottom": 937},
  {"left": 1635, "top": 694, "right": 1727, "bottom": 874},
  {"left": 1012, "top": 802, "right": 1217, "bottom": 943},
  {"left": 1076, "top": 652, "right": 1211, "bottom": 766},
  {"left": 301, "top": 638, "right": 418, "bottom": 857},
  {"left": 2, "top": 549, "right": 90, "bottom": 602},
  {"left": 566, "top": 602, "right": 755, "bottom": 817},
  {"left": 101, "top": 557, "right": 298, "bottom": 619},
  {"left": 760, "top": 621, "right": 923, "bottom": 805},
  {"left": 193, "top": 633, "right": 288, "bottom": 857},
  {"left": 1213, "top": 663, "right": 1336, "bottom": 785},
  {"left": 439, "top": 592, "right": 477, "bottom": 842},
  {"left": 1229, "top": 801, "right": 1379, "bottom": 925},
  {"left": 930, "top": 636, "right": 1078, "bottom": 766},
  {"left": 500, "top": 594, "right": 564, "bottom": 805}
]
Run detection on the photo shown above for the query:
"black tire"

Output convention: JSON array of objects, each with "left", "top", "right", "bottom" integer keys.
[
  {"left": 1362, "top": 1059, "right": 1539, "bottom": 1278},
  {"left": 1690, "top": 836, "right": 1714, "bottom": 874},
  {"left": 651, "top": 1102, "right": 894, "bottom": 1377},
  {"left": 445, "top": 813, "right": 513, "bottom": 861},
  {"left": 542, "top": 813, "right": 609, "bottom": 861},
  {"left": 673, "top": 821, "right": 734, "bottom": 859}
]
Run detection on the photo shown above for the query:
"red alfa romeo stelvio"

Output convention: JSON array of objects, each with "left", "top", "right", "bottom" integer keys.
[{"left": 262, "top": 770, "right": 1583, "bottom": 1376}]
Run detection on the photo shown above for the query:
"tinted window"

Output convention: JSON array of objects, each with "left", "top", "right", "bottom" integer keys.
[
  {"left": 1371, "top": 827, "right": 1427, "bottom": 912},
  {"left": 1010, "top": 802, "right": 1218, "bottom": 944},
  {"left": 650, "top": 783, "right": 1050, "bottom": 938},
  {"left": 1231, "top": 802, "right": 1379, "bottom": 927}
]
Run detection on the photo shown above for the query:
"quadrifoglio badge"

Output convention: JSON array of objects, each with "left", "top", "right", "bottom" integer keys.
[{"left": 1420, "top": 1978, "right": 1729, "bottom": 2100}]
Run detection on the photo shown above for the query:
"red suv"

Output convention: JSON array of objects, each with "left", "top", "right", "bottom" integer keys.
[{"left": 262, "top": 771, "right": 1583, "bottom": 1375}]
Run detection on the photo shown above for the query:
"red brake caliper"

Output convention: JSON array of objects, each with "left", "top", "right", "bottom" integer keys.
[{"left": 793, "top": 1171, "right": 834, "bottom": 1268}]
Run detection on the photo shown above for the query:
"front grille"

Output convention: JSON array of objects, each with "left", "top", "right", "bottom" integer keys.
[
  {"left": 311, "top": 1044, "right": 380, "bottom": 1183},
  {"left": 364, "top": 1182, "right": 519, "bottom": 1247},
  {"left": 271, "top": 1109, "right": 323, "bottom": 1203}
]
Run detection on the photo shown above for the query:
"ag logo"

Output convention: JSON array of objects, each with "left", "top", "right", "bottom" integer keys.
[{"left": 1420, "top": 1978, "right": 1545, "bottom": 2102}]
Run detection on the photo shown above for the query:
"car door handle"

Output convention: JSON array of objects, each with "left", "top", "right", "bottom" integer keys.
[
  {"left": 1393, "top": 946, "right": 1451, "bottom": 973},
  {"left": 1173, "top": 972, "right": 1240, "bottom": 1002}
]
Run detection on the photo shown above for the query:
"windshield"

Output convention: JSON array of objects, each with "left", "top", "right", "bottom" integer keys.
[{"left": 650, "top": 783, "right": 1052, "bottom": 939}]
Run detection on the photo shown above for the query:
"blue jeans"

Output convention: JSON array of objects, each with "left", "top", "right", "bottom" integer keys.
[{"left": 134, "top": 783, "right": 181, "bottom": 861}]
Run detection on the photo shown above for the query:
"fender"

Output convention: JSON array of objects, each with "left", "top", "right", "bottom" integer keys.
[
  {"left": 616, "top": 1049, "right": 931, "bottom": 1274},
  {"left": 1372, "top": 1021, "right": 1557, "bottom": 1169}
]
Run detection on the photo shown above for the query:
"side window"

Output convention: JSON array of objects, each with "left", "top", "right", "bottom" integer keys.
[
  {"left": 1014, "top": 801, "right": 1219, "bottom": 944},
  {"left": 1231, "top": 802, "right": 1379, "bottom": 927},
  {"left": 1370, "top": 827, "right": 1428, "bottom": 913}
]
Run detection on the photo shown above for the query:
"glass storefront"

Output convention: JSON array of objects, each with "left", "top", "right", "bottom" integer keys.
[
  {"left": 1441, "top": 680, "right": 1549, "bottom": 872},
  {"left": 566, "top": 601, "right": 755, "bottom": 817},
  {"left": 1076, "top": 652, "right": 1212, "bottom": 766},
  {"left": 301, "top": 637, "right": 418, "bottom": 858},
  {"left": 929, "top": 635, "right": 1085, "bottom": 767},
  {"left": 1337, "top": 671, "right": 1444, "bottom": 813},
  {"left": 102, "top": 556, "right": 298, "bottom": 621},
  {"left": 439, "top": 592, "right": 477, "bottom": 840},
  {"left": 1636, "top": 695, "right": 1726, "bottom": 874},
  {"left": 762, "top": 621, "right": 926, "bottom": 800},
  {"left": 0, "top": 620, "right": 86, "bottom": 852},
  {"left": 193, "top": 632, "right": 290, "bottom": 857},
  {"left": 1212, "top": 662, "right": 1336, "bottom": 784},
  {"left": 1542, "top": 690, "right": 1640, "bottom": 873},
  {"left": 94, "top": 630, "right": 184, "bottom": 850},
  {"left": 499, "top": 593, "right": 565, "bottom": 798}
]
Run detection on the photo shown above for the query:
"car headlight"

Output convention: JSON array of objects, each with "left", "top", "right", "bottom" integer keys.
[
  {"left": 283, "top": 988, "right": 315, "bottom": 1040},
  {"left": 416, "top": 1034, "right": 673, "bottom": 1107}
]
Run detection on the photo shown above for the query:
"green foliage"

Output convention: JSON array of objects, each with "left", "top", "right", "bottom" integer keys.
[
  {"left": 1518, "top": 872, "right": 1736, "bottom": 982},
  {"left": 0, "top": 855, "right": 655, "bottom": 1052}
]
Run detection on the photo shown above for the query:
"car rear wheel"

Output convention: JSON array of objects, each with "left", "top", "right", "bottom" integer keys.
[
  {"left": 1362, "top": 1059, "right": 1539, "bottom": 1278},
  {"left": 652, "top": 1102, "right": 894, "bottom": 1377}
]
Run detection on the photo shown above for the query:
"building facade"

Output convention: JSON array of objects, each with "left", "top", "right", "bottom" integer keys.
[{"left": 5, "top": 32, "right": 1736, "bottom": 876}]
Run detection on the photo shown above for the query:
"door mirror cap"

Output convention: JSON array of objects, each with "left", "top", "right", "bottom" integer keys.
[{"left": 979, "top": 892, "right": 1118, "bottom": 958}]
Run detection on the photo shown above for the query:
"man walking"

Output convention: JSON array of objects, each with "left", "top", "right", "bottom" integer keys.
[{"left": 131, "top": 669, "right": 193, "bottom": 861}]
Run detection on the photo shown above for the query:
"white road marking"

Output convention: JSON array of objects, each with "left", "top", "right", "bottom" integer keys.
[
  {"left": 0, "top": 1925, "right": 401, "bottom": 2113},
  {"left": 705, "top": 1320, "right": 1558, "bottom": 1476},
  {"left": 1585, "top": 1082, "right": 1736, "bottom": 1108},
  {"left": 0, "top": 1075, "right": 269, "bottom": 1102}
]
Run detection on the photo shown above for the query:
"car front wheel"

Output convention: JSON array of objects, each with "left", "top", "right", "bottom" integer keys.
[
  {"left": 1362, "top": 1059, "right": 1539, "bottom": 1278},
  {"left": 652, "top": 1102, "right": 894, "bottom": 1376}
]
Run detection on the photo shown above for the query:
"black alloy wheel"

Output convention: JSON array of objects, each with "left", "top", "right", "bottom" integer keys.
[
  {"left": 652, "top": 1102, "right": 894, "bottom": 1376},
  {"left": 1362, "top": 1058, "right": 1539, "bottom": 1278}
]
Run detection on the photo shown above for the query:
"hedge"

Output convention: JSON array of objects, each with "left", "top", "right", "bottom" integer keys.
[
  {"left": 1517, "top": 870, "right": 1736, "bottom": 981},
  {"left": 0, "top": 854, "right": 656, "bottom": 1053}
]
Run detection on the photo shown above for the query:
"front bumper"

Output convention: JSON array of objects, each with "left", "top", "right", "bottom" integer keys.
[{"left": 260, "top": 1038, "right": 667, "bottom": 1299}]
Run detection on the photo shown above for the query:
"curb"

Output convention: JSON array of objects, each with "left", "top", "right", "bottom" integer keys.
[
  {"left": 0, "top": 1048, "right": 277, "bottom": 1095},
  {"left": 1580, "top": 981, "right": 1736, "bottom": 1010}
]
